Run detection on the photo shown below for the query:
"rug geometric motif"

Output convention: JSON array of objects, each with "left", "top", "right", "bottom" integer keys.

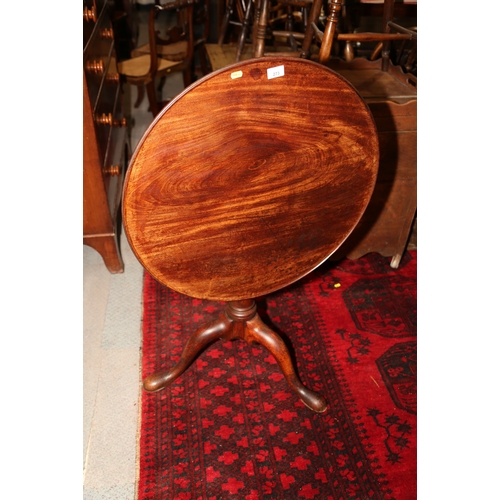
[
  {"left": 341, "top": 275, "right": 416, "bottom": 338},
  {"left": 376, "top": 341, "right": 417, "bottom": 415}
]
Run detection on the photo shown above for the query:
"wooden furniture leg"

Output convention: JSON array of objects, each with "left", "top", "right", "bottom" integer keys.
[
  {"left": 236, "top": 0, "right": 254, "bottom": 61},
  {"left": 218, "top": 0, "right": 236, "bottom": 46},
  {"left": 134, "top": 84, "right": 145, "bottom": 108},
  {"left": 143, "top": 314, "right": 232, "bottom": 392},
  {"left": 253, "top": 0, "right": 269, "bottom": 57},
  {"left": 144, "top": 299, "right": 328, "bottom": 413},
  {"left": 145, "top": 80, "right": 160, "bottom": 117},
  {"left": 318, "top": 0, "right": 342, "bottom": 64},
  {"left": 84, "top": 233, "right": 124, "bottom": 274},
  {"left": 300, "top": 0, "right": 323, "bottom": 59},
  {"left": 245, "top": 313, "right": 327, "bottom": 412}
]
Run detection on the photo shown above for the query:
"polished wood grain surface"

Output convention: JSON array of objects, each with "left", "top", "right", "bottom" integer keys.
[{"left": 123, "top": 57, "right": 379, "bottom": 301}]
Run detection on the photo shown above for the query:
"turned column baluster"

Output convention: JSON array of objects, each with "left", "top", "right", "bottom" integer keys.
[{"left": 318, "top": 0, "right": 342, "bottom": 64}]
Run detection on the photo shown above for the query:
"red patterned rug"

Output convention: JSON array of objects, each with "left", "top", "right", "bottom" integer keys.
[{"left": 138, "top": 251, "right": 417, "bottom": 500}]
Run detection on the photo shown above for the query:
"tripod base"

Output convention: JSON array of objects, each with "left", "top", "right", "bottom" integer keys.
[{"left": 143, "top": 299, "right": 328, "bottom": 413}]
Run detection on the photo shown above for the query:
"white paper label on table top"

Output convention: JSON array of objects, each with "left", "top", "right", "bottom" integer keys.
[{"left": 267, "top": 65, "right": 285, "bottom": 80}]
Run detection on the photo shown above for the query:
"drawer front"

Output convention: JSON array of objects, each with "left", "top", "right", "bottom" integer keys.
[
  {"left": 103, "top": 80, "right": 128, "bottom": 219},
  {"left": 83, "top": 0, "right": 109, "bottom": 50},
  {"left": 83, "top": 0, "right": 106, "bottom": 14},
  {"left": 93, "top": 74, "right": 121, "bottom": 164},
  {"left": 103, "top": 125, "right": 128, "bottom": 220},
  {"left": 84, "top": 6, "right": 115, "bottom": 108}
]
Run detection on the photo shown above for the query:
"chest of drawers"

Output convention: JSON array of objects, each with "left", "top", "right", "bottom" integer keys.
[{"left": 83, "top": 0, "right": 130, "bottom": 273}]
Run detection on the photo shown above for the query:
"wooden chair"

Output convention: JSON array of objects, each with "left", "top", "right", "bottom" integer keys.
[
  {"left": 253, "top": 0, "right": 314, "bottom": 58},
  {"left": 205, "top": 0, "right": 255, "bottom": 72},
  {"left": 217, "top": 0, "right": 255, "bottom": 62},
  {"left": 146, "top": 0, "right": 212, "bottom": 80},
  {"left": 252, "top": 0, "right": 417, "bottom": 66},
  {"left": 206, "top": 0, "right": 313, "bottom": 71},
  {"left": 117, "top": 0, "right": 196, "bottom": 117},
  {"left": 122, "top": 57, "right": 379, "bottom": 412},
  {"left": 268, "top": 0, "right": 310, "bottom": 32},
  {"left": 300, "top": 0, "right": 416, "bottom": 71},
  {"left": 191, "top": 0, "right": 212, "bottom": 76},
  {"left": 218, "top": 0, "right": 250, "bottom": 45}
]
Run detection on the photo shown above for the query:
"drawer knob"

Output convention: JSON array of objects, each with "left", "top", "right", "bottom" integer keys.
[
  {"left": 113, "top": 117, "right": 127, "bottom": 128},
  {"left": 83, "top": 5, "right": 97, "bottom": 22},
  {"left": 85, "top": 60, "right": 104, "bottom": 75},
  {"left": 106, "top": 73, "right": 120, "bottom": 84},
  {"left": 100, "top": 27, "right": 114, "bottom": 40},
  {"left": 95, "top": 114, "right": 127, "bottom": 127},
  {"left": 103, "top": 165, "right": 121, "bottom": 176},
  {"left": 95, "top": 113, "right": 113, "bottom": 126}
]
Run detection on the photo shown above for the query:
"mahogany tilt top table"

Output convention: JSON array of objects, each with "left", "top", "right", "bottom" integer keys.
[{"left": 123, "top": 57, "right": 379, "bottom": 412}]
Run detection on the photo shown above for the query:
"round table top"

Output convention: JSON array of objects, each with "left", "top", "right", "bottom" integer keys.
[{"left": 123, "top": 57, "right": 379, "bottom": 301}]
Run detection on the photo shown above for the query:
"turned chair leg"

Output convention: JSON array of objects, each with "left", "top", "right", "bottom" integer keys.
[
  {"left": 197, "top": 43, "right": 210, "bottom": 75},
  {"left": 236, "top": 0, "right": 253, "bottom": 62},
  {"left": 218, "top": 0, "right": 236, "bottom": 46},
  {"left": 145, "top": 80, "right": 160, "bottom": 117},
  {"left": 134, "top": 85, "right": 145, "bottom": 108},
  {"left": 143, "top": 299, "right": 328, "bottom": 413},
  {"left": 157, "top": 75, "right": 167, "bottom": 93}
]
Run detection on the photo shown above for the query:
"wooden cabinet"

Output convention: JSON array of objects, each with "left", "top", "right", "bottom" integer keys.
[
  {"left": 83, "top": 0, "right": 130, "bottom": 273},
  {"left": 329, "top": 58, "right": 417, "bottom": 268}
]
